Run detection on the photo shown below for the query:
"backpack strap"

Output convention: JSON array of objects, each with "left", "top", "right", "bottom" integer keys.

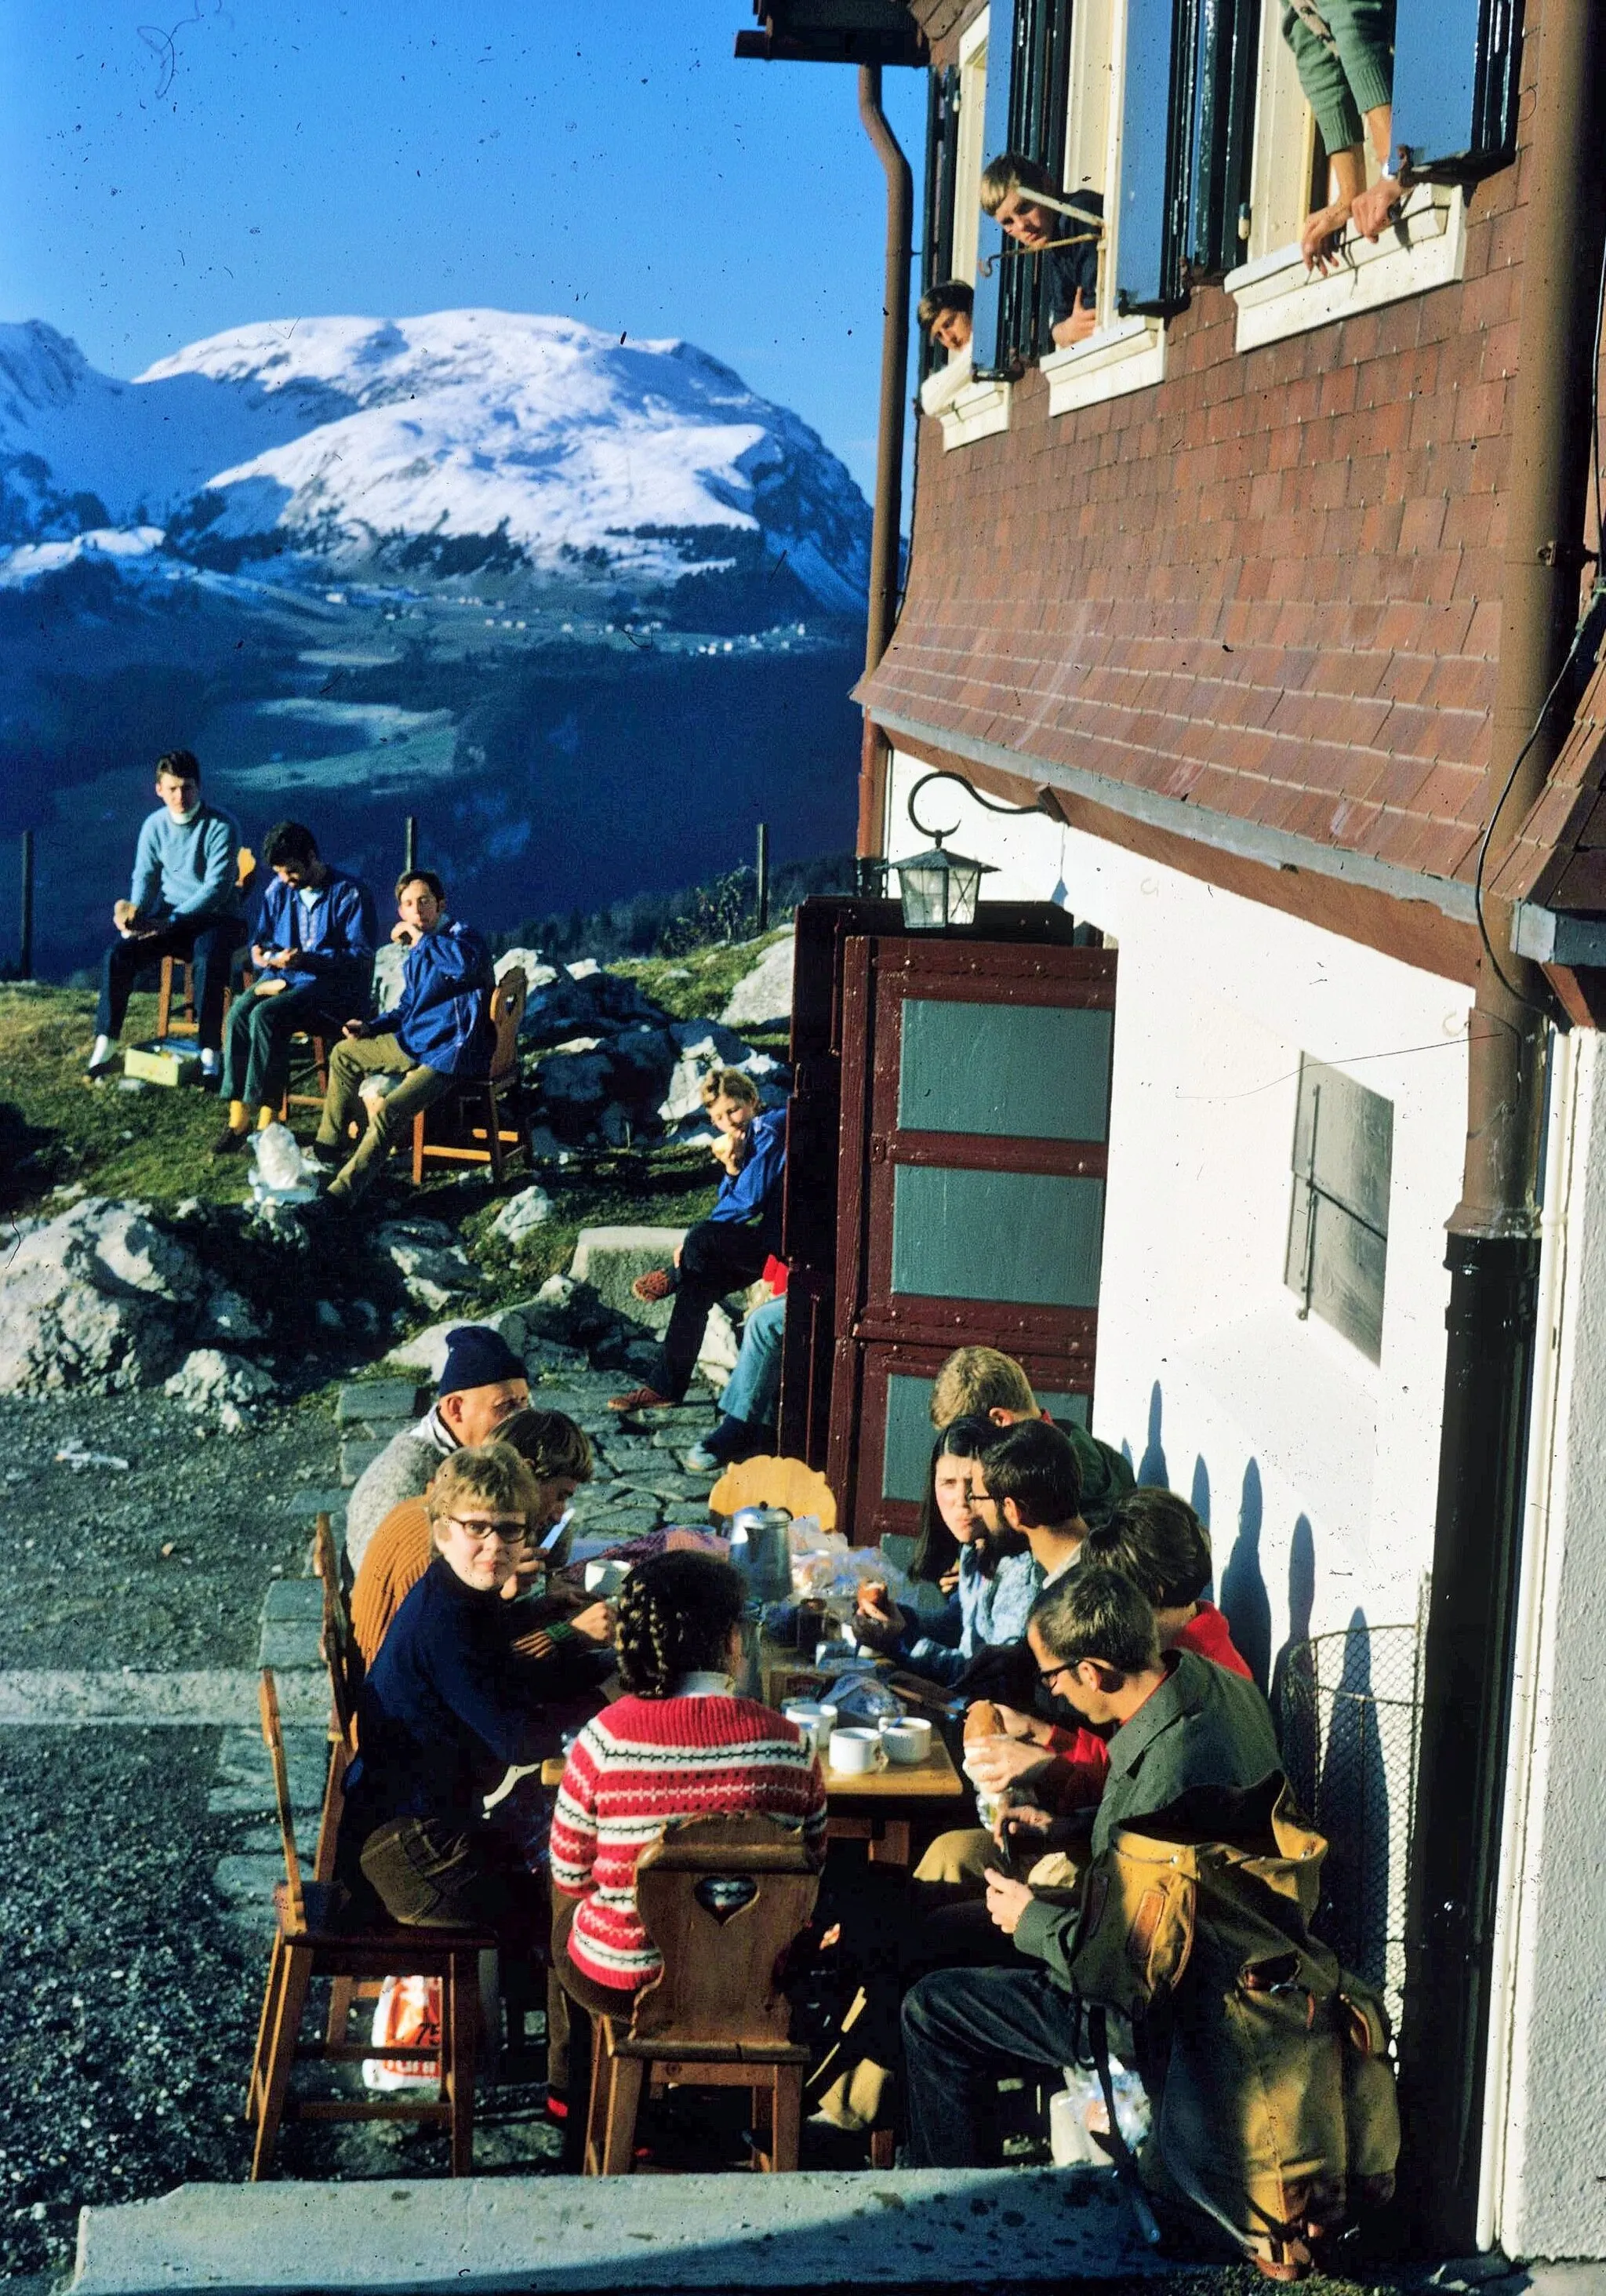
[{"left": 1088, "top": 2005, "right": 1162, "bottom": 2247}]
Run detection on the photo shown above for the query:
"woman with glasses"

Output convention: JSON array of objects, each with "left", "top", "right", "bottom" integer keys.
[
  {"left": 851, "top": 1415, "right": 1042, "bottom": 1685},
  {"left": 336, "top": 1442, "right": 609, "bottom": 1938}
]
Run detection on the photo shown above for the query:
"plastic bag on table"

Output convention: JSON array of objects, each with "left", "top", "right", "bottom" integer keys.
[{"left": 362, "top": 1973, "right": 441, "bottom": 2094}]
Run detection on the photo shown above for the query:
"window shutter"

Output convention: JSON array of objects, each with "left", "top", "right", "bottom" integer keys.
[
  {"left": 1391, "top": 0, "right": 1524, "bottom": 180},
  {"left": 971, "top": 0, "right": 1023, "bottom": 379},
  {"left": 1184, "top": 0, "right": 1257, "bottom": 278},
  {"left": 919, "top": 66, "right": 961, "bottom": 383},
  {"left": 1115, "top": 0, "right": 1192, "bottom": 314}
]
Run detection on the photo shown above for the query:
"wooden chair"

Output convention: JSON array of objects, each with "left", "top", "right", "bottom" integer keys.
[
  {"left": 278, "top": 1030, "right": 332, "bottom": 1121},
  {"left": 583, "top": 1814, "right": 819, "bottom": 2177},
  {"left": 708, "top": 1455, "right": 838, "bottom": 1534},
  {"left": 154, "top": 847, "right": 256, "bottom": 1038},
  {"left": 246, "top": 1668, "right": 494, "bottom": 2179},
  {"left": 411, "top": 966, "right": 528, "bottom": 1184}
]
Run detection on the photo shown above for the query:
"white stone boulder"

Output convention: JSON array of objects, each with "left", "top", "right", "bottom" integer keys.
[
  {"left": 722, "top": 932, "right": 795, "bottom": 1029},
  {"left": 372, "top": 1220, "right": 482, "bottom": 1313},
  {"left": 0, "top": 1199, "right": 206, "bottom": 1395},
  {"left": 163, "top": 1347, "right": 276, "bottom": 1429},
  {"left": 489, "top": 1185, "right": 554, "bottom": 1246},
  {"left": 385, "top": 1310, "right": 527, "bottom": 1382},
  {"left": 570, "top": 1225, "right": 687, "bottom": 1333}
]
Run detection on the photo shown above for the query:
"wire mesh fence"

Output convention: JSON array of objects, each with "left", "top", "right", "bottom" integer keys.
[{"left": 1278, "top": 1619, "right": 1424, "bottom": 2036}]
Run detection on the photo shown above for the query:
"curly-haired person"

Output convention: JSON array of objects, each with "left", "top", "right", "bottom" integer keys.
[{"left": 548, "top": 1552, "right": 827, "bottom": 2050}]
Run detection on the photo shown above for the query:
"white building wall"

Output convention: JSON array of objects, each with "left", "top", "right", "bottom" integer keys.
[
  {"left": 887, "top": 751, "right": 1470, "bottom": 1660},
  {"left": 1488, "top": 1027, "right": 1606, "bottom": 2261}
]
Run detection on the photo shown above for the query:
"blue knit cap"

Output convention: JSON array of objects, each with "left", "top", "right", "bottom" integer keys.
[{"left": 437, "top": 1323, "right": 526, "bottom": 1398}]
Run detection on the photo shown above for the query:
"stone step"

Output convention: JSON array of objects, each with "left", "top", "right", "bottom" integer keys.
[
  {"left": 337, "top": 1378, "right": 422, "bottom": 1426},
  {"left": 70, "top": 2164, "right": 1152, "bottom": 2294},
  {"left": 340, "top": 1436, "right": 387, "bottom": 1487}
]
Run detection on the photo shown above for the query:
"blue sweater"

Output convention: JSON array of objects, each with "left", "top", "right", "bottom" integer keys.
[
  {"left": 343, "top": 1557, "right": 596, "bottom": 1834},
  {"left": 896, "top": 1547, "right": 1044, "bottom": 1687},
  {"left": 129, "top": 802, "right": 242, "bottom": 922},
  {"left": 372, "top": 921, "right": 496, "bottom": 1078},
  {"left": 710, "top": 1106, "right": 787, "bottom": 1251},
  {"left": 254, "top": 867, "right": 378, "bottom": 1006}
]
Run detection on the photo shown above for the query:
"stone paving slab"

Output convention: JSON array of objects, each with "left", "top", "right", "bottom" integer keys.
[
  {"left": 262, "top": 1579, "right": 323, "bottom": 1623},
  {"left": 337, "top": 1379, "right": 422, "bottom": 1426},
  {"left": 258, "top": 1618, "right": 323, "bottom": 1671},
  {"left": 70, "top": 2164, "right": 1152, "bottom": 2294},
  {"left": 340, "top": 1437, "right": 387, "bottom": 1486},
  {"left": 279, "top": 1487, "right": 347, "bottom": 1520}
]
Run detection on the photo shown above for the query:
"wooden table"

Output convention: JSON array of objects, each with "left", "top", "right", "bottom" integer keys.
[
  {"left": 820, "top": 1733, "right": 965, "bottom": 1866},
  {"left": 539, "top": 1729, "right": 967, "bottom": 1868}
]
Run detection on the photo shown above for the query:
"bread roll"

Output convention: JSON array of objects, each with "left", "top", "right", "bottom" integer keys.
[{"left": 964, "top": 1698, "right": 1005, "bottom": 1744}]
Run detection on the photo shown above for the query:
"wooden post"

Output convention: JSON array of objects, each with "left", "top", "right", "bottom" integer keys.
[
  {"left": 404, "top": 817, "right": 418, "bottom": 875},
  {"left": 755, "top": 822, "right": 770, "bottom": 934},
  {"left": 17, "top": 829, "right": 34, "bottom": 981}
]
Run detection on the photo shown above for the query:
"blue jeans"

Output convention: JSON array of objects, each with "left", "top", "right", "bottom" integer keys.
[
  {"left": 721, "top": 1294, "right": 786, "bottom": 1427},
  {"left": 902, "top": 1962, "right": 1084, "bottom": 2167},
  {"left": 96, "top": 914, "right": 246, "bottom": 1053}
]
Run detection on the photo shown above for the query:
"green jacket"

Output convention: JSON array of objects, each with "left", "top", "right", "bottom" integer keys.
[
  {"left": 1012, "top": 1647, "right": 1282, "bottom": 1990},
  {"left": 1281, "top": 0, "right": 1394, "bottom": 158}
]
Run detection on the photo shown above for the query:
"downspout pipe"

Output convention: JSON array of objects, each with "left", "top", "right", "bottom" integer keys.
[
  {"left": 1402, "top": 0, "right": 1606, "bottom": 2253},
  {"left": 856, "top": 61, "right": 913, "bottom": 864}
]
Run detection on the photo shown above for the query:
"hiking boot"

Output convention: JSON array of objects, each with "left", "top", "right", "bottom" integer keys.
[
  {"left": 630, "top": 1268, "right": 676, "bottom": 1304},
  {"left": 685, "top": 1416, "right": 767, "bottom": 1472},
  {"left": 607, "top": 1385, "right": 675, "bottom": 1413},
  {"left": 210, "top": 1126, "right": 249, "bottom": 1158}
]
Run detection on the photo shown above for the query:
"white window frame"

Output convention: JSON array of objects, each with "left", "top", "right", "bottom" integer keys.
[
  {"left": 1228, "top": 0, "right": 1467, "bottom": 352},
  {"left": 938, "top": 9, "right": 1014, "bottom": 449},
  {"left": 1042, "top": 0, "right": 1166, "bottom": 418}
]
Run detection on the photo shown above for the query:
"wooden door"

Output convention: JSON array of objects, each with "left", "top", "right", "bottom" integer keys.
[{"left": 827, "top": 933, "right": 1117, "bottom": 1545}]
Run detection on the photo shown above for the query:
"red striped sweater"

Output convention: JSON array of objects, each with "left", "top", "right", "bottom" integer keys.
[{"left": 550, "top": 1692, "right": 828, "bottom": 1991}]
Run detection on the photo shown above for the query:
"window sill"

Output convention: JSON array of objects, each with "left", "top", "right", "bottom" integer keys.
[
  {"left": 1224, "top": 184, "right": 1466, "bottom": 353},
  {"left": 937, "top": 376, "right": 1013, "bottom": 450},
  {"left": 1041, "top": 316, "right": 1167, "bottom": 416}
]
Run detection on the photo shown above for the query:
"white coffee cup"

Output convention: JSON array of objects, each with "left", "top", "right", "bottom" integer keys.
[
  {"left": 782, "top": 1700, "right": 839, "bottom": 1760},
  {"left": 879, "top": 1716, "right": 932, "bottom": 1767},
  {"left": 827, "top": 1727, "right": 884, "bottom": 1776}
]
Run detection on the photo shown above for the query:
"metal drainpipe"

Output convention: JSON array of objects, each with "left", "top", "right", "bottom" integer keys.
[
  {"left": 1401, "top": 0, "right": 1606, "bottom": 2252},
  {"left": 856, "top": 61, "right": 913, "bottom": 864}
]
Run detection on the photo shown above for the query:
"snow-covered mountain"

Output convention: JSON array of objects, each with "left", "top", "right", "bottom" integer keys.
[{"left": 0, "top": 311, "right": 870, "bottom": 613}]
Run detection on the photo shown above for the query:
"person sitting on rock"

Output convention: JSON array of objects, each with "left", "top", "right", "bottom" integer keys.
[
  {"left": 684, "top": 1259, "right": 787, "bottom": 1472},
  {"left": 346, "top": 1323, "right": 530, "bottom": 1570},
  {"left": 979, "top": 153, "right": 1103, "bottom": 350},
  {"left": 352, "top": 1406, "right": 605, "bottom": 1668},
  {"left": 211, "top": 819, "right": 377, "bottom": 1156},
  {"left": 88, "top": 749, "right": 247, "bottom": 1083},
  {"left": 917, "top": 281, "right": 975, "bottom": 418},
  {"left": 608, "top": 1068, "right": 786, "bottom": 1414},
  {"left": 312, "top": 868, "right": 495, "bottom": 1206}
]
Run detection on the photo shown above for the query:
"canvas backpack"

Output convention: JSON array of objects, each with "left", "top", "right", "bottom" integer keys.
[{"left": 1064, "top": 1774, "right": 1400, "bottom": 2281}]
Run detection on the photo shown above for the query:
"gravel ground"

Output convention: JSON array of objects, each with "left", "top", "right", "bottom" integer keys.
[
  {"left": 0, "top": 1392, "right": 335, "bottom": 1672},
  {"left": 0, "top": 1726, "right": 261, "bottom": 2277}
]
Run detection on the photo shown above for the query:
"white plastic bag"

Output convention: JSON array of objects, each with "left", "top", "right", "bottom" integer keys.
[
  {"left": 362, "top": 1974, "right": 442, "bottom": 2094},
  {"left": 1048, "top": 2055, "right": 1151, "bottom": 2165},
  {"left": 250, "top": 1121, "right": 318, "bottom": 1203}
]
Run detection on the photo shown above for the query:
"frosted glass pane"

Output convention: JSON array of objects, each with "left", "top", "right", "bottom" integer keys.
[
  {"left": 898, "top": 1000, "right": 1112, "bottom": 1141},
  {"left": 882, "top": 1374, "right": 1090, "bottom": 1501},
  {"left": 891, "top": 1166, "right": 1106, "bottom": 1306}
]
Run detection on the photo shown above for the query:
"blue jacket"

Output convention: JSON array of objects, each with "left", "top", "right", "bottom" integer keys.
[
  {"left": 896, "top": 1547, "right": 1044, "bottom": 1687},
  {"left": 253, "top": 866, "right": 377, "bottom": 1010},
  {"left": 129, "top": 801, "right": 242, "bottom": 922},
  {"left": 372, "top": 921, "right": 496, "bottom": 1078},
  {"left": 342, "top": 1557, "right": 597, "bottom": 1833},
  {"left": 710, "top": 1106, "right": 787, "bottom": 1251}
]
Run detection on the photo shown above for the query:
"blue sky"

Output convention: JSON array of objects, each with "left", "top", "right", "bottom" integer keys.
[{"left": 0, "top": 0, "right": 926, "bottom": 496}]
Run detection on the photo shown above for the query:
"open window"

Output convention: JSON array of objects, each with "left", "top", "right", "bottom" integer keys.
[{"left": 1226, "top": 0, "right": 1519, "bottom": 351}]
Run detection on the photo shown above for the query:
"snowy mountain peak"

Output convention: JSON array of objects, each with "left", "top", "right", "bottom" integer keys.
[{"left": 0, "top": 310, "right": 870, "bottom": 613}]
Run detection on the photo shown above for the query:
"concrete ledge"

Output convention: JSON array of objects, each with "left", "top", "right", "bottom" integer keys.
[{"left": 71, "top": 2166, "right": 1154, "bottom": 2294}]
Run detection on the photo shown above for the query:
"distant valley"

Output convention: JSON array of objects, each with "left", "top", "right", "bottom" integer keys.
[{"left": 0, "top": 311, "right": 868, "bottom": 973}]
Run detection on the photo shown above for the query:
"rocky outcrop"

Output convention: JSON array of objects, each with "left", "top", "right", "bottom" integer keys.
[{"left": 0, "top": 1199, "right": 261, "bottom": 1398}]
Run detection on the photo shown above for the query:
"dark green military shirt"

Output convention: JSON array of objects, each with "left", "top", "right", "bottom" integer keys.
[{"left": 1012, "top": 1646, "right": 1282, "bottom": 1989}]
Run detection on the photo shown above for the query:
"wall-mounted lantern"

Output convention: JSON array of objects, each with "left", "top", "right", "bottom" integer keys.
[{"left": 892, "top": 768, "right": 1061, "bottom": 929}]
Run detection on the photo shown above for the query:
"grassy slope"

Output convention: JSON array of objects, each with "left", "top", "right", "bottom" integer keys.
[{"left": 0, "top": 970, "right": 787, "bottom": 1323}]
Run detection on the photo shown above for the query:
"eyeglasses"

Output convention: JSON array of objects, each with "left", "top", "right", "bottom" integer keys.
[
  {"left": 1037, "top": 1657, "right": 1077, "bottom": 1687},
  {"left": 445, "top": 1516, "right": 526, "bottom": 1547}
]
